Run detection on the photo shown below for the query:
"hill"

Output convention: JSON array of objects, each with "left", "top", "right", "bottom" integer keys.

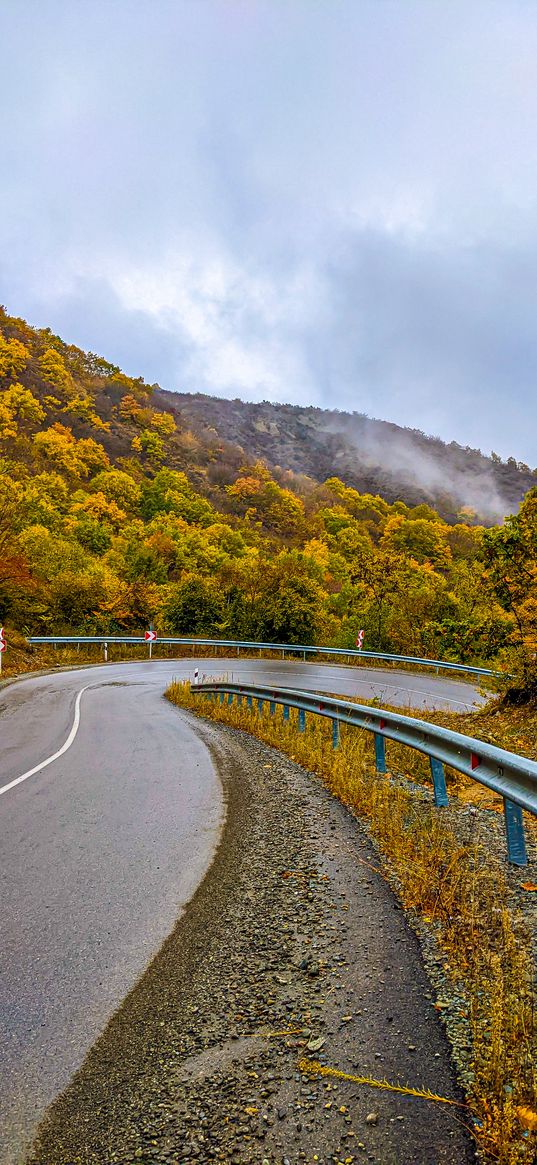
[
  {"left": 1, "top": 305, "right": 536, "bottom": 694},
  {"left": 162, "top": 391, "right": 536, "bottom": 524}
]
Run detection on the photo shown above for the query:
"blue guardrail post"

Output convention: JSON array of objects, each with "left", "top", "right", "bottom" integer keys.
[
  {"left": 374, "top": 733, "right": 387, "bottom": 773},
  {"left": 270, "top": 700, "right": 276, "bottom": 716},
  {"left": 283, "top": 705, "right": 289, "bottom": 721},
  {"left": 247, "top": 695, "right": 253, "bottom": 710},
  {"left": 298, "top": 709, "right": 306, "bottom": 732},
  {"left": 430, "top": 757, "right": 449, "bottom": 807},
  {"left": 332, "top": 719, "right": 340, "bottom": 749},
  {"left": 503, "top": 798, "right": 527, "bottom": 866},
  {"left": 257, "top": 698, "right": 264, "bottom": 715}
]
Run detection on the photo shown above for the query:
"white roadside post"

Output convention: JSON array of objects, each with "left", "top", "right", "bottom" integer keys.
[
  {"left": 194, "top": 667, "right": 199, "bottom": 685},
  {"left": 356, "top": 629, "right": 365, "bottom": 651},
  {"left": 144, "top": 628, "right": 157, "bottom": 658},
  {"left": 0, "top": 626, "right": 5, "bottom": 674}
]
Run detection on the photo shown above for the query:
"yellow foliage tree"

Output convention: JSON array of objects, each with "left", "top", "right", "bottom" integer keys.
[
  {"left": 39, "top": 348, "right": 76, "bottom": 398},
  {"left": 34, "top": 424, "right": 109, "bottom": 478},
  {"left": 0, "top": 335, "right": 30, "bottom": 379}
]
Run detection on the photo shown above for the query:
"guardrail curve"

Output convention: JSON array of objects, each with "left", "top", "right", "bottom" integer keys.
[
  {"left": 191, "top": 679, "right": 535, "bottom": 867},
  {"left": 26, "top": 635, "right": 501, "bottom": 679}
]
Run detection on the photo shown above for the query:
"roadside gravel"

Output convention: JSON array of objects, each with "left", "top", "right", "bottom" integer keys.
[{"left": 27, "top": 711, "right": 476, "bottom": 1165}]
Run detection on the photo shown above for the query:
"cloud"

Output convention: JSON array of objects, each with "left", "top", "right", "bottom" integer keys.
[{"left": 1, "top": 0, "right": 537, "bottom": 463}]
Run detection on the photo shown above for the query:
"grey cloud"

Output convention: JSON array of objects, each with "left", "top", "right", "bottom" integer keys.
[{"left": 1, "top": 0, "right": 537, "bottom": 464}]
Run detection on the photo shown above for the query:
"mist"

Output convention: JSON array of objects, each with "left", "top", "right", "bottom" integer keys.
[{"left": 325, "top": 412, "right": 513, "bottom": 522}]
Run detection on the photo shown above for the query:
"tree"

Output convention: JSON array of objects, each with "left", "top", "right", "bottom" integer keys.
[
  {"left": 253, "top": 562, "right": 323, "bottom": 644},
  {"left": 38, "top": 348, "right": 75, "bottom": 397},
  {"left": 90, "top": 469, "right": 141, "bottom": 513},
  {"left": 382, "top": 516, "right": 450, "bottom": 565},
  {"left": 140, "top": 469, "right": 215, "bottom": 525},
  {"left": 0, "top": 336, "right": 30, "bottom": 379},
  {"left": 483, "top": 489, "right": 537, "bottom": 698},
  {"left": 162, "top": 576, "right": 223, "bottom": 635},
  {"left": 131, "top": 429, "right": 165, "bottom": 464},
  {"left": 226, "top": 466, "right": 304, "bottom": 537}
]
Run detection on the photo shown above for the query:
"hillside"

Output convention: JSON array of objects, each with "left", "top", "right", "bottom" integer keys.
[
  {"left": 1, "top": 305, "right": 533, "bottom": 525},
  {"left": 163, "top": 391, "right": 536, "bottom": 524},
  {"left": 1, "top": 306, "right": 536, "bottom": 695}
]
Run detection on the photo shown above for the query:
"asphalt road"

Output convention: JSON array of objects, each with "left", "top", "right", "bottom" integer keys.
[{"left": 0, "top": 658, "right": 485, "bottom": 1162}]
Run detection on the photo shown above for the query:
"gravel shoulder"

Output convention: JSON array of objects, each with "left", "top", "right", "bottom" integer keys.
[{"left": 26, "top": 710, "right": 476, "bottom": 1165}]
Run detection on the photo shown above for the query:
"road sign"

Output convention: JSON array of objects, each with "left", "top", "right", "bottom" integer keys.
[
  {"left": 356, "top": 629, "right": 364, "bottom": 650},
  {"left": 0, "top": 627, "right": 6, "bottom": 653},
  {"left": 144, "top": 630, "right": 157, "bottom": 642}
]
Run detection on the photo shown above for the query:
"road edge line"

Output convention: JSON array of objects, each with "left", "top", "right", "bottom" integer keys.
[{"left": 0, "top": 686, "right": 88, "bottom": 797}]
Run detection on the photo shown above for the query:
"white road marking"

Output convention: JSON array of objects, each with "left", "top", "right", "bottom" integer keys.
[{"left": 0, "top": 686, "right": 88, "bottom": 798}]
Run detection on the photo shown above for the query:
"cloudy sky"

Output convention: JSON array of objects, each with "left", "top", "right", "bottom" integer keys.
[{"left": 1, "top": 1, "right": 537, "bottom": 463}]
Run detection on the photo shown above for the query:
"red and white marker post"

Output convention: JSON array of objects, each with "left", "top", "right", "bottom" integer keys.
[
  {"left": 145, "top": 628, "right": 157, "bottom": 659},
  {"left": 356, "top": 629, "right": 365, "bottom": 651},
  {"left": 0, "top": 626, "right": 6, "bottom": 674}
]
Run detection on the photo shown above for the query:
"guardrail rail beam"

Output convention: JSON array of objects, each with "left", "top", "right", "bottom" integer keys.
[{"left": 189, "top": 680, "right": 537, "bottom": 867}]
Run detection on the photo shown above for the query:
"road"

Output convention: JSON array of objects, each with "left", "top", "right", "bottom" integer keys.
[{"left": 0, "top": 658, "right": 485, "bottom": 1162}]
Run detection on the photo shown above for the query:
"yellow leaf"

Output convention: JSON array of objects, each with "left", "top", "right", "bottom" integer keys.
[{"left": 517, "top": 1106, "right": 537, "bottom": 1130}]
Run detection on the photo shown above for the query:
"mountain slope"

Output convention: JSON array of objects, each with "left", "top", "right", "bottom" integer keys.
[
  {"left": 1, "top": 305, "right": 534, "bottom": 684},
  {"left": 163, "top": 391, "right": 535, "bottom": 522}
]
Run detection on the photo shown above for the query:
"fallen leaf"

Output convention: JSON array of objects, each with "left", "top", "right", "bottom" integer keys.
[
  {"left": 521, "top": 881, "right": 537, "bottom": 892},
  {"left": 307, "top": 1036, "right": 326, "bottom": 1052},
  {"left": 517, "top": 1106, "right": 537, "bottom": 1130}
]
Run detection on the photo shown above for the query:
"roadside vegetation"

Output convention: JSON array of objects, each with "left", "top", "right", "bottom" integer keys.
[{"left": 167, "top": 680, "right": 537, "bottom": 1165}]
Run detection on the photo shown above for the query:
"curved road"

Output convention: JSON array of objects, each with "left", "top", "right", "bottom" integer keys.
[{"left": 0, "top": 658, "right": 485, "bottom": 1163}]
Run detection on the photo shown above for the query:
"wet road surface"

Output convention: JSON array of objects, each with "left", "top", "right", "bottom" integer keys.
[{"left": 0, "top": 658, "right": 484, "bottom": 1161}]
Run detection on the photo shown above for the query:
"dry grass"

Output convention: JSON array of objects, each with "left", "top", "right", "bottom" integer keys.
[{"left": 166, "top": 681, "right": 537, "bottom": 1165}]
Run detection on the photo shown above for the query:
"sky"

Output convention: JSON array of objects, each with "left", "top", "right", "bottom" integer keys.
[{"left": 1, "top": 0, "right": 537, "bottom": 463}]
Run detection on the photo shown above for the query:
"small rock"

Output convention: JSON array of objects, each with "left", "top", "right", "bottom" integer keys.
[{"left": 365, "top": 1112, "right": 378, "bottom": 1125}]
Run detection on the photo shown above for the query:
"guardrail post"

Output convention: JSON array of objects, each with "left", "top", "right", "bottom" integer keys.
[
  {"left": 430, "top": 757, "right": 449, "bottom": 807},
  {"left": 283, "top": 705, "right": 289, "bottom": 721},
  {"left": 270, "top": 701, "right": 276, "bottom": 716},
  {"left": 374, "top": 733, "right": 386, "bottom": 773},
  {"left": 219, "top": 692, "right": 225, "bottom": 705},
  {"left": 237, "top": 694, "right": 243, "bottom": 706},
  {"left": 227, "top": 693, "right": 234, "bottom": 706},
  {"left": 332, "top": 719, "right": 340, "bottom": 749},
  {"left": 298, "top": 709, "right": 306, "bottom": 732},
  {"left": 257, "top": 698, "right": 264, "bottom": 715},
  {"left": 503, "top": 798, "right": 527, "bottom": 866},
  {"left": 247, "top": 696, "right": 253, "bottom": 710}
]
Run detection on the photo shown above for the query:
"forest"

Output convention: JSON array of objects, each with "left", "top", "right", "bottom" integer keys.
[{"left": 0, "top": 307, "right": 536, "bottom": 699}]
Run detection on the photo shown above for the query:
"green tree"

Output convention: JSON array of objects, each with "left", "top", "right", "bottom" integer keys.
[{"left": 162, "top": 576, "right": 223, "bottom": 635}]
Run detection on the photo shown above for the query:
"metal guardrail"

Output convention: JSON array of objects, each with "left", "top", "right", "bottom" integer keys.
[
  {"left": 192, "top": 680, "right": 536, "bottom": 867},
  {"left": 26, "top": 635, "right": 499, "bottom": 678}
]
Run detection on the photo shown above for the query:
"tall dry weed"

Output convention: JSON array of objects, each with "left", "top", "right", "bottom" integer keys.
[{"left": 167, "top": 682, "right": 536, "bottom": 1164}]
